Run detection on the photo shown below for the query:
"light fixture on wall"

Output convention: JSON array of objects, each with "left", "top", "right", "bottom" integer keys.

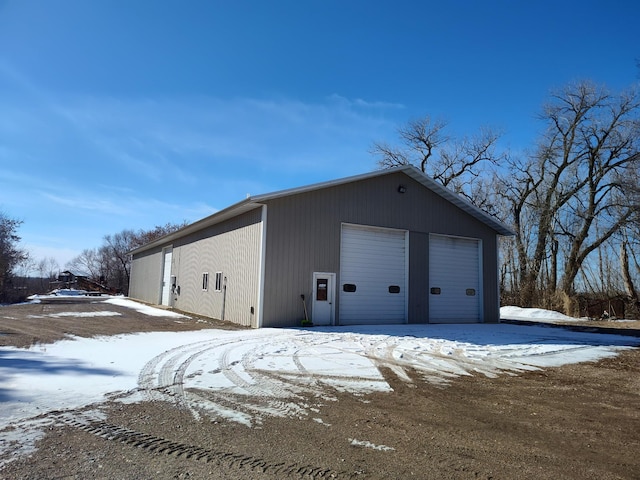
[{"left": 397, "top": 184, "right": 407, "bottom": 194}]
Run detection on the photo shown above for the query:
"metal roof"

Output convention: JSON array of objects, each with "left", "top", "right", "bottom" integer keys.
[{"left": 129, "top": 165, "right": 514, "bottom": 255}]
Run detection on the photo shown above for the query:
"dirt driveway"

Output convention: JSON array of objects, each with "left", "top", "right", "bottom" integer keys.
[{"left": 1, "top": 298, "right": 640, "bottom": 479}]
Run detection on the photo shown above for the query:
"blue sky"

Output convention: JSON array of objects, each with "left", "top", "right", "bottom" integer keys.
[{"left": 0, "top": 0, "right": 638, "bottom": 271}]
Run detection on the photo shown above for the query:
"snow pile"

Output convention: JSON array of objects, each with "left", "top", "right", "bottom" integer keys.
[
  {"left": 104, "top": 297, "right": 188, "bottom": 318},
  {"left": 48, "top": 289, "right": 88, "bottom": 296},
  {"left": 28, "top": 311, "right": 122, "bottom": 319},
  {"left": 501, "top": 306, "right": 580, "bottom": 323},
  {"left": 28, "top": 289, "right": 89, "bottom": 300}
]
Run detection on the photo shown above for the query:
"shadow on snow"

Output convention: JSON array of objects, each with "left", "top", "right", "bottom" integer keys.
[
  {"left": 293, "top": 322, "right": 640, "bottom": 348},
  {"left": 0, "top": 350, "right": 121, "bottom": 378}
]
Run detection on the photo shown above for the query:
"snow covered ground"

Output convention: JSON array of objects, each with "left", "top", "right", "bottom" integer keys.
[
  {"left": 500, "top": 305, "right": 581, "bottom": 323},
  {"left": 1, "top": 298, "right": 639, "bottom": 464}
]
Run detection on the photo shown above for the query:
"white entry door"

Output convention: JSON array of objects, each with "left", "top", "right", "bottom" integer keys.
[
  {"left": 160, "top": 247, "right": 173, "bottom": 306},
  {"left": 312, "top": 272, "right": 335, "bottom": 326}
]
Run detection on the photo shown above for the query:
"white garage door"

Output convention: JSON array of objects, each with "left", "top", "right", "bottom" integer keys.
[
  {"left": 339, "top": 225, "right": 407, "bottom": 325},
  {"left": 429, "top": 235, "right": 481, "bottom": 323}
]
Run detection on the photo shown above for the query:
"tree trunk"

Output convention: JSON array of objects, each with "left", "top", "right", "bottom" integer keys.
[
  {"left": 621, "top": 240, "right": 639, "bottom": 303},
  {"left": 550, "top": 238, "right": 558, "bottom": 293}
]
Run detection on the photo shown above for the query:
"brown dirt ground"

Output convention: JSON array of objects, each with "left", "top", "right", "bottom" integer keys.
[{"left": 1, "top": 298, "right": 639, "bottom": 480}]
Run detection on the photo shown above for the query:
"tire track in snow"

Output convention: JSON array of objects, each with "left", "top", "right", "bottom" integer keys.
[
  {"left": 360, "top": 336, "right": 538, "bottom": 385},
  {"left": 187, "top": 338, "right": 306, "bottom": 422},
  {"left": 138, "top": 337, "right": 242, "bottom": 400},
  {"left": 139, "top": 333, "right": 322, "bottom": 424},
  {"left": 138, "top": 339, "right": 214, "bottom": 402},
  {"left": 237, "top": 340, "right": 313, "bottom": 419},
  {"left": 136, "top": 328, "right": 620, "bottom": 425}
]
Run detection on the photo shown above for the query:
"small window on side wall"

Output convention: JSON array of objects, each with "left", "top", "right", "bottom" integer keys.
[
  {"left": 215, "top": 272, "right": 223, "bottom": 292},
  {"left": 202, "top": 272, "right": 209, "bottom": 291}
]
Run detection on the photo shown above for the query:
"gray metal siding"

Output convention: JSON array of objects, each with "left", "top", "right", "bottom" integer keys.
[
  {"left": 129, "top": 246, "right": 164, "bottom": 304},
  {"left": 262, "top": 172, "right": 500, "bottom": 326},
  {"left": 262, "top": 191, "right": 342, "bottom": 327},
  {"left": 408, "top": 231, "right": 429, "bottom": 323},
  {"left": 170, "top": 208, "right": 263, "bottom": 327},
  {"left": 130, "top": 170, "right": 502, "bottom": 327},
  {"left": 128, "top": 208, "right": 262, "bottom": 327}
]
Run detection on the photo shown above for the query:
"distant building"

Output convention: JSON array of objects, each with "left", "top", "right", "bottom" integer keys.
[
  {"left": 129, "top": 166, "right": 514, "bottom": 327},
  {"left": 49, "top": 271, "right": 114, "bottom": 294}
]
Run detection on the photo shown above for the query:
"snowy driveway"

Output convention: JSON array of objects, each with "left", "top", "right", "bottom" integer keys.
[
  {"left": 1, "top": 298, "right": 639, "bottom": 462},
  {"left": 135, "top": 322, "right": 640, "bottom": 427}
]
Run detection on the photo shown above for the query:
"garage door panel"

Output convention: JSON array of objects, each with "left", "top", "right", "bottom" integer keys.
[
  {"left": 340, "top": 225, "right": 407, "bottom": 325},
  {"left": 429, "top": 235, "right": 481, "bottom": 323}
]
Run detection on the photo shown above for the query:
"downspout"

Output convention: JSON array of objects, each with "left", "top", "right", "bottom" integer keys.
[{"left": 221, "top": 275, "right": 227, "bottom": 321}]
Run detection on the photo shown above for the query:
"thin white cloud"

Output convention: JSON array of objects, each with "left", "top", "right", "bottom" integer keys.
[
  {"left": 0, "top": 61, "right": 408, "bottom": 270},
  {"left": 327, "top": 93, "right": 406, "bottom": 110},
  {"left": 40, "top": 189, "right": 217, "bottom": 224},
  {"left": 46, "top": 94, "right": 403, "bottom": 172},
  {"left": 0, "top": 61, "right": 404, "bottom": 184},
  {"left": 41, "top": 193, "right": 130, "bottom": 216}
]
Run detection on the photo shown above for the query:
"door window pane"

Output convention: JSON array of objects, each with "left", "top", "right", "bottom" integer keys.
[{"left": 316, "top": 278, "right": 328, "bottom": 301}]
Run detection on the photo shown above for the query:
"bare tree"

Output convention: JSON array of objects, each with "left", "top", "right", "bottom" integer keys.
[
  {"left": 37, "top": 257, "right": 60, "bottom": 278},
  {"left": 67, "top": 222, "right": 187, "bottom": 294},
  {"left": 0, "top": 211, "right": 28, "bottom": 302},
  {"left": 66, "top": 249, "right": 102, "bottom": 278},
  {"left": 371, "top": 116, "right": 504, "bottom": 204},
  {"left": 36, "top": 257, "right": 60, "bottom": 291},
  {"left": 494, "top": 151, "right": 549, "bottom": 305},
  {"left": 620, "top": 159, "right": 640, "bottom": 312},
  {"left": 499, "top": 81, "right": 640, "bottom": 311},
  {"left": 133, "top": 222, "right": 189, "bottom": 249},
  {"left": 102, "top": 229, "right": 137, "bottom": 293},
  {"left": 551, "top": 84, "right": 640, "bottom": 303},
  {"left": 621, "top": 238, "right": 638, "bottom": 303}
]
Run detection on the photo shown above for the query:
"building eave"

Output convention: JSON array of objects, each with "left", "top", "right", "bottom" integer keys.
[
  {"left": 130, "top": 165, "right": 514, "bottom": 256},
  {"left": 399, "top": 166, "right": 515, "bottom": 236},
  {"left": 129, "top": 198, "right": 264, "bottom": 256},
  {"left": 251, "top": 165, "right": 515, "bottom": 236}
]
